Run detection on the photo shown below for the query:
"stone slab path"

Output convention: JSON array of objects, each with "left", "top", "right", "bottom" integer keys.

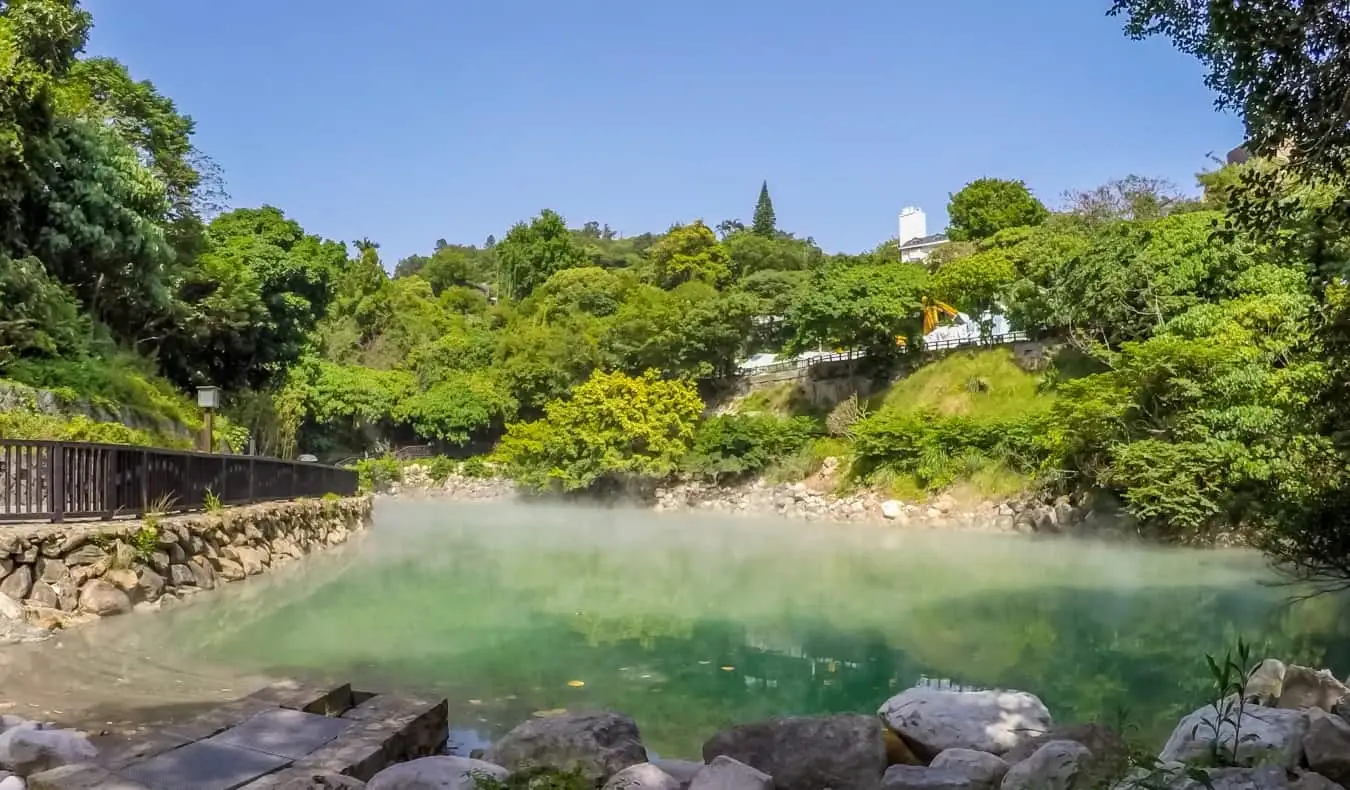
[{"left": 29, "top": 681, "right": 449, "bottom": 790}]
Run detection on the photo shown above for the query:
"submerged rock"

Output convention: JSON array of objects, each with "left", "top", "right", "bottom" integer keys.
[
  {"left": 877, "top": 688, "right": 1052, "bottom": 758},
  {"left": 485, "top": 711, "right": 645, "bottom": 786},
  {"left": 367, "top": 756, "right": 505, "bottom": 790},
  {"left": 702, "top": 713, "right": 885, "bottom": 790}
]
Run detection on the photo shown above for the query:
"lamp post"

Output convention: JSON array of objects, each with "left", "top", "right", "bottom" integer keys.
[{"left": 196, "top": 386, "right": 220, "bottom": 453}]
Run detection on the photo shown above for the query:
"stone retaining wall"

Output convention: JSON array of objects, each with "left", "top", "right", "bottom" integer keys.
[{"left": 0, "top": 496, "right": 372, "bottom": 638}]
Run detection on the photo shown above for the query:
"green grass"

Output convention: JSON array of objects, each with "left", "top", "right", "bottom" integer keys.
[
  {"left": 734, "top": 381, "right": 824, "bottom": 420},
  {"left": 871, "top": 348, "right": 1053, "bottom": 420}
]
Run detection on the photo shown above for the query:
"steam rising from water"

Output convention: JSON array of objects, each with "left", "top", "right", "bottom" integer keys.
[{"left": 0, "top": 500, "right": 1337, "bottom": 755}]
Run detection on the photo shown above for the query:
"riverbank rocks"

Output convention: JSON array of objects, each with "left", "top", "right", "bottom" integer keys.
[
  {"left": 1245, "top": 659, "right": 1350, "bottom": 712},
  {"left": 0, "top": 496, "right": 371, "bottom": 634},
  {"left": 367, "top": 755, "right": 507, "bottom": 790},
  {"left": 928, "top": 749, "right": 1008, "bottom": 790},
  {"left": 484, "top": 711, "right": 646, "bottom": 786},
  {"left": 878, "top": 688, "right": 1053, "bottom": 758},
  {"left": 690, "top": 756, "right": 773, "bottom": 790},
  {"left": 603, "top": 762, "right": 681, "bottom": 790},
  {"left": 702, "top": 713, "right": 885, "bottom": 790},
  {"left": 0, "top": 718, "right": 97, "bottom": 779},
  {"left": 1001, "top": 740, "right": 1093, "bottom": 790},
  {"left": 1159, "top": 700, "right": 1308, "bottom": 769}
]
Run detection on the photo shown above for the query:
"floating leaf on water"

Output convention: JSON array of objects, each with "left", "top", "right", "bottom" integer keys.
[
  {"left": 698, "top": 660, "right": 711, "bottom": 665},
  {"left": 567, "top": 679, "right": 585, "bottom": 687},
  {"left": 721, "top": 666, "right": 735, "bottom": 671},
  {"left": 468, "top": 699, "right": 483, "bottom": 706}
]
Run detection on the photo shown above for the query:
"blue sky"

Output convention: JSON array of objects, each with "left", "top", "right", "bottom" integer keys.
[{"left": 83, "top": 0, "right": 1240, "bottom": 263}]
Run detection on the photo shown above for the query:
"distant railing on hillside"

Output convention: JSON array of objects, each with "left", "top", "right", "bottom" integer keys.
[
  {"left": 735, "top": 330, "right": 1031, "bottom": 379},
  {"left": 0, "top": 440, "right": 358, "bottom": 523}
]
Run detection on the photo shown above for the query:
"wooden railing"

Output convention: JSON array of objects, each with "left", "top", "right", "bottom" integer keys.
[{"left": 0, "top": 440, "right": 359, "bottom": 523}]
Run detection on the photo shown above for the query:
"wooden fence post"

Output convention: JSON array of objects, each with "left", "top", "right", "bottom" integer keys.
[
  {"left": 140, "top": 449, "right": 149, "bottom": 513},
  {"left": 49, "top": 442, "right": 64, "bottom": 524},
  {"left": 247, "top": 457, "right": 256, "bottom": 504}
]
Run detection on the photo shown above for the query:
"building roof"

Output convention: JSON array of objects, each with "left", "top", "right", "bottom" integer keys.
[{"left": 899, "top": 233, "right": 948, "bottom": 249}]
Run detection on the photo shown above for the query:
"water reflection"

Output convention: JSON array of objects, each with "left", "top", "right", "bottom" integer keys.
[{"left": 2, "top": 499, "right": 1347, "bottom": 757}]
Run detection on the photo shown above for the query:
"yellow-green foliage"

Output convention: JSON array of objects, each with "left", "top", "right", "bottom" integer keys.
[
  {"left": 873, "top": 347, "right": 1052, "bottom": 419},
  {"left": 495, "top": 370, "right": 703, "bottom": 492},
  {"left": 3, "top": 355, "right": 202, "bottom": 430},
  {"left": 0, "top": 409, "right": 189, "bottom": 448}
]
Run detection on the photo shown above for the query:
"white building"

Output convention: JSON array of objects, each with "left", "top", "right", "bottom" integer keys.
[{"left": 897, "top": 207, "right": 948, "bottom": 263}]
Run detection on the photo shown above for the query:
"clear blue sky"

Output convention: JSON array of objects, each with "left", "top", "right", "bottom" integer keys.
[{"left": 83, "top": 0, "right": 1240, "bottom": 263}]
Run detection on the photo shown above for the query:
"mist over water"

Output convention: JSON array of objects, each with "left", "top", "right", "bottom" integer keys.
[{"left": 4, "top": 499, "right": 1348, "bottom": 756}]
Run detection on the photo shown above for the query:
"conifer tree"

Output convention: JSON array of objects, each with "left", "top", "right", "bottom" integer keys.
[{"left": 752, "top": 181, "right": 777, "bottom": 237}]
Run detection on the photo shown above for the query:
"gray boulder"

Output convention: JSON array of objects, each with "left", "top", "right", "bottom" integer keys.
[
  {"left": 0, "top": 726, "right": 97, "bottom": 777},
  {"left": 702, "top": 714, "right": 884, "bottom": 790},
  {"left": 881, "top": 765, "right": 969, "bottom": 790},
  {"left": 1304, "top": 709, "right": 1350, "bottom": 785},
  {"left": 651, "top": 760, "right": 704, "bottom": 790},
  {"left": 76, "top": 579, "right": 130, "bottom": 617},
  {"left": 1000, "top": 740, "right": 1092, "bottom": 790},
  {"left": 604, "top": 763, "right": 681, "bottom": 790},
  {"left": 367, "top": 756, "right": 506, "bottom": 790},
  {"left": 929, "top": 748, "right": 1008, "bottom": 790},
  {"left": 878, "top": 688, "right": 1052, "bottom": 758},
  {"left": 1159, "top": 700, "right": 1307, "bottom": 769},
  {"left": 485, "top": 712, "right": 645, "bottom": 786},
  {"left": 690, "top": 756, "right": 773, "bottom": 790}
]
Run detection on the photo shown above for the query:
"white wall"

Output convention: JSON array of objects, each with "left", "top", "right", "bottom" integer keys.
[{"left": 898, "top": 207, "right": 927, "bottom": 244}]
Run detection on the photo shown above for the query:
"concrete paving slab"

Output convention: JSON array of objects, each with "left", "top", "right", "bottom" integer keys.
[
  {"left": 120, "top": 740, "right": 291, "bottom": 790},
  {"left": 209, "top": 708, "right": 352, "bottom": 761}
]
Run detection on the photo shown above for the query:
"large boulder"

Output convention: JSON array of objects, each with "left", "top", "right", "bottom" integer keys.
[
  {"left": 702, "top": 714, "right": 885, "bottom": 790},
  {"left": 0, "top": 727, "right": 97, "bottom": 777},
  {"left": 76, "top": 579, "right": 131, "bottom": 617},
  {"left": 603, "top": 763, "right": 681, "bottom": 790},
  {"left": 1159, "top": 701, "right": 1307, "bottom": 769},
  {"left": 1000, "top": 740, "right": 1092, "bottom": 790},
  {"left": 1303, "top": 709, "right": 1350, "bottom": 785},
  {"left": 367, "top": 756, "right": 506, "bottom": 790},
  {"left": 1244, "top": 659, "right": 1350, "bottom": 712},
  {"left": 689, "top": 756, "right": 773, "bottom": 790},
  {"left": 484, "top": 711, "right": 645, "bottom": 786},
  {"left": 880, "top": 765, "right": 968, "bottom": 790},
  {"left": 877, "top": 688, "right": 1052, "bottom": 758},
  {"left": 928, "top": 749, "right": 1008, "bottom": 790}
]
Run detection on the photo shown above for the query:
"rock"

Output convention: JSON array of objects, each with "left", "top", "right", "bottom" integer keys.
[
  {"left": 34, "top": 559, "right": 67, "bottom": 585},
  {"left": 0, "top": 727, "right": 97, "bottom": 777},
  {"left": 1002, "top": 722, "right": 1126, "bottom": 783},
  {"left": 0, "top": 775, "right": 21, "bottom": 790},
  {"left": 101, "top": 569, "right": 138, "bottom": 594},
  {"left": 881, "top": 501, "right": 904, "bottom": 520},
  {"left": 690, "top": 756, "right": 773, "bottom": 790},
  {"left": 603, "top": 763, "right": 681, "bottom": 790},
  {"left": 26, "top": 762, "right": 150, "bottom": 789},
  {"left": 702, "top": 714, "right": 884, "bottom": 790},
  {"left": 147, "top": 552, "right": 169, "bottom": 574},
  {"left": 213, "top": 558, "right": 245, "bottom": 582},
  {"left": 883, "top": 729, "right": 921, "bottom": 766},
  {"left": 234, "top": 547, "right": 266, "bottom": 576},
  {"left": 76, "top": 580, "right": 131, "bottom": 617},
  {"left": 366, "top": 755, "right": 506, "bottom": 790},
  {"left": 485, "top": 711, "right": 645, "bottom": 786},
  {"left": 0, "top": 566, "right": 32, "bottom": 601},
  {"left": 25, "top": 582, "right": 57, "bottom": 609},
  {"left": 187, "top": 559, "right": 215, "bottom": 591},
  {"left": 1159, "top": 699, "right": 1307, "bottom": 769},
  {"left": 0, "top": 593, "right": 23, "bottom": 622},
  {"left": 274, "top": 773, "right": 367, "bottom": 789},
  {"left": 877, "top": 688, "right": 1052, "bottom": 758},
  {"left": 928, "top": 749, "right": 1008, "bottom": 790},
  {"left": 1245, "top": 659, "right": 1286, "bottom": 706},
  {"left": 135, "top": 569, "right": 163, "bottom": 602},
  {"left": 61, "top": 546, "right": 106, "bottom": 567},
  {"left": 1000, "top": 740, "right": 1092, "bottom": 790},
  {"left": 1174, "top": 766, "right": 1291, "bottom": 790},
  {"left": 1304, "top": 709, "right": 1350, "bottom": 784},
  {"left": 1279, "top": 665, "right": 1350, "bottom": 711},
  {"left": 1292, "top": 771, "right": 1345, "bottom": 790},
  {"left": 651, "top": 759, "right": 704, "bottom": 789},
  {"left": 881, "top": 765, "right": 968, "bottom": 790},
  {"left": 167, "top": 564, "right": 195, "bottom": 587}
]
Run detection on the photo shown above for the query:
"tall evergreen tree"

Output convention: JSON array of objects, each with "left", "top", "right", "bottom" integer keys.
[{"left": 752, "top": 181, "right": 777, "bottom": 237}]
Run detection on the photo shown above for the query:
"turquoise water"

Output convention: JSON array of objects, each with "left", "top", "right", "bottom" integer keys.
[{"left": 38, "top": 500, "right": 1350, "bottom": 757}]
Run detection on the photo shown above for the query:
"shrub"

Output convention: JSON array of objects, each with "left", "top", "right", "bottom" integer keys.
[
  {"left": 459, "top": 456, "right": 493, "bottom": 478},
  {"left": 682, "top": 414, "right": 817, "bottom": 483},
  {"left": 354, "top": 456, "right": 402, "bottom": 492},
  {"left": 850, "top": 408, "right": 1049, "bottom": 491},
  {"left": 825, "top": 393, "right": 868, "bottom": 438},
  {"left": 425, "top": 455, "right": 459, "bottom": 483}
]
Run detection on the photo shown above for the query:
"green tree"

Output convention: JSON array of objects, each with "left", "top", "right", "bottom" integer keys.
[
  {"left": 752, "top": 181, "right": 777, "bottom": 237},
  {"left": 497, "top": 209, "right": 588, "bottom": 299},
  {"left": 605, "top": 282, "right": 755, "bottom": 379},
  {"left": 494, "top": 370, "right": 704, "bottom": 492},
  {"left": 785, "top": 262, "right": 929, "bottom": 357},
  {"left": 645, "top": 221, "right": 730, "bottom": 289},
  {"left": 947, "top": 178, "right": 1049, "bottom": 242}
]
